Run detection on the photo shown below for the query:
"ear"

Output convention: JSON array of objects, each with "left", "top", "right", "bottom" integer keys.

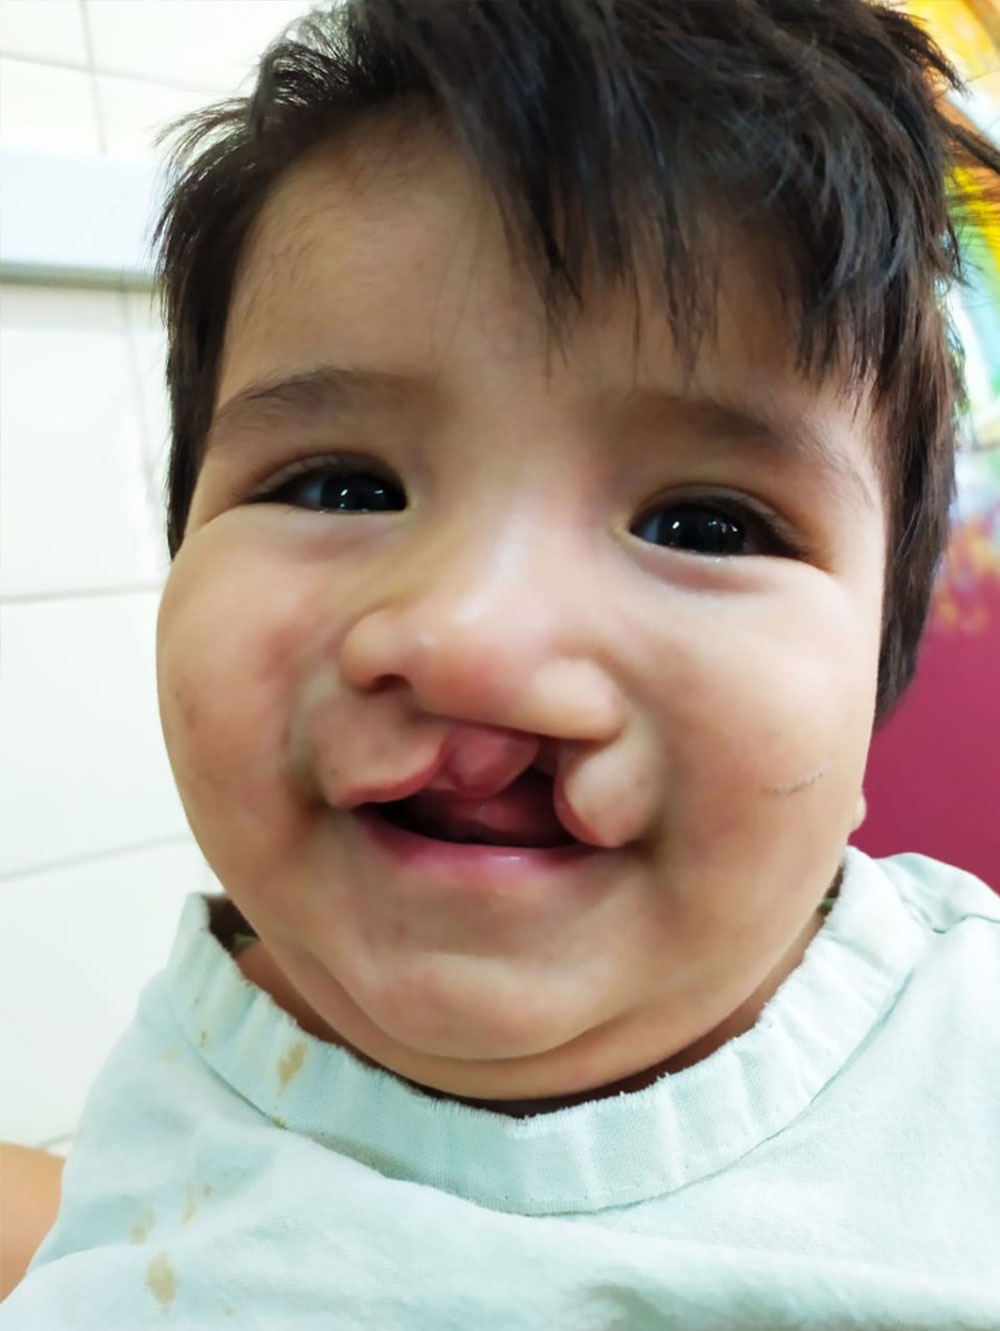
[{"left": 851, "top": 791, "right": 867, "bottom": 832}]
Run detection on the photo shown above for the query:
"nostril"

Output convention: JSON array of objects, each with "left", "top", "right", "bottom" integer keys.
[{"left": 367, "top": 674, "right": 409, "bottom": 696}]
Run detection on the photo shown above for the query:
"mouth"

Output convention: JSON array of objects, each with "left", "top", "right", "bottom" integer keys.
[{"left": 365, "top": 768, "right": 577, "bottom": 850}]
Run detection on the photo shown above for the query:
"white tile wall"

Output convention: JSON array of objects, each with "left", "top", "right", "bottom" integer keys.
[
  {"left": 0, "top": 841, "right": 217, "bottom": 1146},
  {"left": 122, "top": 287, "right": 172, "bottom": 518},
  {"left": 0, "top": 0, "right": 88, "bottom": 68},
  {"left": 1, "top": 1, "right": 319, "bottom": 166},
  {"left": 0, "top": 55, "right": 100, "bottom": 154},
  {"left": 0, "top": 592, "right": 190, "bottom": 877},
  {"left": 0, "top": 0, "right": 313, "bottom": 1149},
  {"left": 0, "top": 284, "right": 168, "bottom": 596},
  {"left": 94, "top": 71, "right": 216, "bottom": 161},
  {"left": 85, "top": 0, "right": 317, "bottom": 90}
]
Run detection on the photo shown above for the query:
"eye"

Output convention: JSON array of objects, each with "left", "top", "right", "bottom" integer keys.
[
  {"left": 251, "top": 459, "right": 407, "bottom": 513},
  {"left": 630, "top": 500, "right": 795, "bottom": 557}
]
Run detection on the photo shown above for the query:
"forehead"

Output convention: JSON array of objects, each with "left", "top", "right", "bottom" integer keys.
[
  {"left": 226, "top": 121, "right": 822, "bottom": 387},
  {"left": 215, "top": 123, "right": 882, "bottom": 510}
]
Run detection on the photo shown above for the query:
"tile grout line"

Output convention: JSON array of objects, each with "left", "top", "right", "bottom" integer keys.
[
  {"left": 0, "top": 834, "right": 195, "bottom": 884},
  {"left": 77, "top": 0, "right": 107, "bottom": 156},
  {"left": 1, "top": 582, "right": 164, "bottom": 605},
  {"left": 0, "top": 48, "right": 222, "bottom": 96}
]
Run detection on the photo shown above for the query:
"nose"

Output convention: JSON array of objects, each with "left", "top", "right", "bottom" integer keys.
[{"left": 337, "top": 519, "right": 625, "bottom": 745}]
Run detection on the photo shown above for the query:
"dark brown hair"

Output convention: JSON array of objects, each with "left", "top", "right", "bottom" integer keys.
[{"left": 153, "top": 0, "right": 1000, "bottom": 724}]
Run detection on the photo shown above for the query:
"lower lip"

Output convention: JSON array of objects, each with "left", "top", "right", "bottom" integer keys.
[{"left": 353, "top": 806, "right": 602, "bottom": 887}]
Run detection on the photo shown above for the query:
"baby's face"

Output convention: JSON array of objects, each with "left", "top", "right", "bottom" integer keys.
[{"left": 157, "top": 125, "right": 886, "bottom": 1109}]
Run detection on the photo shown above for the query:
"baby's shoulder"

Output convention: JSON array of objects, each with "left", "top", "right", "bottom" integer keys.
[{"left": 872, "top": 850, "right": 1000, "bottom": 933}]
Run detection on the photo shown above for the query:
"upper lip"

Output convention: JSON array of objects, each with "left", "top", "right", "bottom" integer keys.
[
  {"left": 337, "top": 753, "right": 448, "bottom": 809},
  {"left": 549, "top": 781, "right": 610, "bottom": 849},
  {"left": 336, "top": 738, "right": 618, "bottom": 851}
]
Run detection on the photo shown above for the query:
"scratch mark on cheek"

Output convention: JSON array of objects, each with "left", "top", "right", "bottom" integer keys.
[{"left": 762, "top": 759, "right": 833, "bottom": 796}]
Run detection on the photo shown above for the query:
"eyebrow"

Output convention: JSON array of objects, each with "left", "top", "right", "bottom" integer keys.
[
  {"left": 207, "top": 363, "right": 877, "bottom": 510},
  {"left": 605, "top": 386, "right": 878, "bottom": 511},
  {"left": 207, "top": 365, "right": 427, "bottom": 450}
]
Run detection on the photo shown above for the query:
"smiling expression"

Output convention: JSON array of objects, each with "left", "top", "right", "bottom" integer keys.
[{"left": 156, "top": 122, "right": 886, "bottom": 1112}]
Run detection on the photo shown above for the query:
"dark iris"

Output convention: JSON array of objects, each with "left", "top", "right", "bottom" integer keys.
[
  {"left": 268, "top": 468, "right": 406, "bottom": 512},
  {"left": 261, "top": 471, "right": 769, "bottom": 557},
  {"left": 318, "top": 473, "right": 404, "bottom": 512},
  {"left": 632, "top": 506, "right": 748, "bottom": 556}
]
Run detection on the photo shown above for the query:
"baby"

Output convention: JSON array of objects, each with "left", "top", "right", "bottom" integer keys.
[{"left": 4, "top": 0, "right": 1000, "bottom": 1326}]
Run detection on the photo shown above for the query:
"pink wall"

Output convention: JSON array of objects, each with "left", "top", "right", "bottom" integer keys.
[{"left": 853, "top": 521, "right": 1000, "bottom": 890}]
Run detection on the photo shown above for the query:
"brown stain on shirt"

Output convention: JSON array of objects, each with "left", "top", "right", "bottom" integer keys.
[
  {"left": 129, "top": 1206, "right": 156, "bottom": 1244},
  {"left": 182, "top": 1185, "right": 198, "bottom": 1223},
  {"left": 147, "top": 1251, "right": 176, "bottom": 1309},
  {"left": 277, "top": 1040, "right": 306, "bottom": 1091}
]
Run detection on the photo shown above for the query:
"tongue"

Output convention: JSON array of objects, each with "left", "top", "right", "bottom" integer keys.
[{"left": 400, "top": 769, "right": 571, "bottom": 847}]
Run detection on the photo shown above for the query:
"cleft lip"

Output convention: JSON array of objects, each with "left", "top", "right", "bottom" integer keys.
[
  {"left": 335, "top": 735, "right": 623, "bottom": 852},
  {"left": 334, "top": 724, "right": 538, "bottom": 811},
  {"left": 551, "top": 781, "right": 614, "bottom": 850},
  {"left": 336, "top": 753, "right": 447, "bottom": 810},
  {"left": 360, "top": 766, "right": 584, "bottom": 851}
]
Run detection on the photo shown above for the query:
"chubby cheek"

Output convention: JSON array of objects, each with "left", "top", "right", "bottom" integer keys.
[
  {"left": 645, "top": 593, "right": 878, "bottom": 890},
  {"left": 156, "top": 536, "right": 331, "bottom": 886}
]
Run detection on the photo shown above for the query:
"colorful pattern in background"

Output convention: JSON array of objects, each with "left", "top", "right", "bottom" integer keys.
[
  {"left": 856, "top": 1, "right": 1000, "bottom": 886},
  {"left": 934, "top": 0, "right": 1000, "bottom": 622}
]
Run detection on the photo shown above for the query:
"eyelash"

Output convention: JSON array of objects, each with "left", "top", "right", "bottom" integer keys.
[{"left": 247, "top": 455, "right": 807, "bottom": 559}]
